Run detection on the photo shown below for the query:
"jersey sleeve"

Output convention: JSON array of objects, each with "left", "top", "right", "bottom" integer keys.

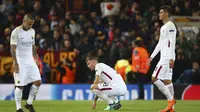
[
  {"left": 32, "top": 29, "right": 36, "bottom": 45},
  {"left": 95, "top": 64, "right": 102, "bottom": 76},
  {"left": 150, "top": 39, "right": 161, "bottom": 59},
  {"left": 167, "top": 23, "right": 176, "bottom": 60},
  {"left": 10, "top": 28, "right": 18, "bottom": 45}
]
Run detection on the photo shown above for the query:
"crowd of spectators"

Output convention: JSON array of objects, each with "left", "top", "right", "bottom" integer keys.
[{"left": 0, "top": 0, "right": 200, "bottom": 84}]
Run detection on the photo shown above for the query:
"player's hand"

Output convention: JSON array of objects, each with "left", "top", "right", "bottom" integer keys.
[
  {"left": 92, "top": 102, "right": 96, "bottom": 110},
  {"left": 169, "top": 59, "right": 174, "bottom": 68},
  {"left": 13, "top": 62, "right": 19, "bottom": 73},
  {"left": 147, "top": 57, "right": 152, "bottom": 66}
]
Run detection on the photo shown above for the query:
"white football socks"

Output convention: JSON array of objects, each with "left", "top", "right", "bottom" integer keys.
[
  {"left": 166, "top": 83, "right": 174, "bottom": 97},
  {"left": 154, "top": 80, "right": 173, "bottom": 100},
  {"left": 92, "top": 89, "right": 113, "bottom": 104},
  {"left": 15, "top": 87, "right": 23, "bottom": 110},
  {"left": 166, "top": 83, "right": 175, "bottom": 108},
  {"left": 27, "top": 85, "right": 39, "bottom": 105},
  {"left": 110, "top": 96, "right": 119, "bottom": 103}
]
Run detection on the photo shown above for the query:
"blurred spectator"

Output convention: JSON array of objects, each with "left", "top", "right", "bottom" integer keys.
[
  {"left": 114, "top": 59, "right": 130, "bottom": 81},
  {"left": 176, "top": 31, "right": 193, "bottom": 59},
  {"left": 0, "top": 0, "right": 13, "bottom": 17},
  {"left": 69, "top": 18, "right": 81, "bottom": 36},
  {"left": 73, "top": 48, "right": 88, "bottom": 83},
  {"left": 176, "top": 61, "right": 200, "bottom": 84},
  {"left": 0, "top": 62, "right": 13, "bottom": 83},
  {"left": 130, "top": 37, "right": 149, "bottom": 99},
  {"left": 49, "top": 30, "right": 63, "bottom": 51},
  {"left": 63, "top": 39, "right": 73, "bottom": 52},
  {"left": 182, "top": 1, "right": 192, "bottom": 16},
  {"left": 56, "top": 58, "right": 75, "bottom": 84}
]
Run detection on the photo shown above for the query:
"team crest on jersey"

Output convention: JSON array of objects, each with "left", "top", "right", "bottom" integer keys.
[
  {"left": 17, "top": 80, "right": 20, "bottom": 84},
  {"left": 32, "top": 36, "right": 34, "bottom": 39}
]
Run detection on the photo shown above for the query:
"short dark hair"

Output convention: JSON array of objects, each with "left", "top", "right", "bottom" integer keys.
[
  {"left": 160, "top": 5, "right": 172, "bottom": 17},
  {"left": 86, "top": 56, "right": 98, "bottom": 63},
  {"left": 23, "top": 14, "right": 34, "bottom": 21}
]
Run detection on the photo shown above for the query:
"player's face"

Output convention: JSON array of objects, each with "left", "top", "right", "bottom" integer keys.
[
  {"left": 23, "top": 19, "right": 34, "bottom": 30},
  {"left": 159, "top": 9, "right": 168, "bottom": 20},
  {"left": 87, "top": 60, "right": 95, "bottom": 71}
]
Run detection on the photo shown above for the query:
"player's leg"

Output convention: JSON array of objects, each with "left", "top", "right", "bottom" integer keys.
[
  {"left": 152, "top": 65, "right": 173, "bottom": 112},
  {"left": 91, "top": 84, "right": 118, "bottom": 110},
  {"left": 25, "top": 64, "right": 42, "bottom": 112},
  {"left": 103, "top": 83, "right": 126, "bottom": 110},
  {"left": 164, "top": 80, "right": 175, "bottom": 112},
  {"left": 152, "top": 64, "right": 175, "bottom": 112},
  {"left": 13, "top": 66, "right": 26, "bottom": 112},
  {"left": 91, "top": 84, "right": 114, "bottom": 104},
  {"left": 104, "top": 96, "right": 121, "bottom": 110},
  {"left": 164, "top": 69, "right": 175, "bottom": 112},
  {"left": 152, "top": 64, "right": 173, "bottom": 100},
  {"left": 15, "top": 86, "right": 24, "bottom": 112}
]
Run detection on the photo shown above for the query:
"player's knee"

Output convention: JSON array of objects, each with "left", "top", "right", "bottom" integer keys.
[
  {"left": 163, "top": 80, "right": 171, "bottom": 85},
  {"left": 151, "top": 77, "right": 158, "bottom": 83},
  {"left": 90, "top": 84, "right": 99, "bottom": 91},
  {"left": 33, "top": 80, "right": 42, "bottom": 86}
]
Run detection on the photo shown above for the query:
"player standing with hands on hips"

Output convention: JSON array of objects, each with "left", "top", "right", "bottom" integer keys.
[
  {"left": 10, "top": 14, "right": 41, "bottom": 112},
  {"left": 86, "top": 56, "right": 127, "bottom": 110},
  {"left": 147, "top": 6, "right": 176, "bottom": 112}
]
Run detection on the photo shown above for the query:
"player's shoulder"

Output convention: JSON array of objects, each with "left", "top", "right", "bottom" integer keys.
[
  {"left": 12, "top": 26, "right": 22, "bottom": 33},
  {"left": 166, "top": 21, "right": 176, "bottom": 29},
  {"left": 96, "top": 63, "right": 105, "bottom": 67}
]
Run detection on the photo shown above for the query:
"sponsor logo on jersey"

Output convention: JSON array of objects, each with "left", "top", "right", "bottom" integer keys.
[{"left": 21, "top": 41, "right": 33, "bottom": 47}]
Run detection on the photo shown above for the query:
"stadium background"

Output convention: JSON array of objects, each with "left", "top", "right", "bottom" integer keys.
[{"left": 0, "top": 0, "right": 200, "bottom": 101}]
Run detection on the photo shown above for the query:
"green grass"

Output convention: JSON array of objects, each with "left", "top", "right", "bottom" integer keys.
[{"left": 0, "top": 100, "right": 200, "bottom": 112}]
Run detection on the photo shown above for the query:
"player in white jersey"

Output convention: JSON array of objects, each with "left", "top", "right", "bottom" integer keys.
[
  {"left": 10, "top": 14, "right": 41, "bottom": 112},
  {"left": 147, "top": 6, "right": 176, "bottom": 112},
  {"left": 86, "top": 56, "right": 127, "bottom": 110}
]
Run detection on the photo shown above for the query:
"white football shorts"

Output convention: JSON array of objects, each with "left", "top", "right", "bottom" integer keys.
[
  {"left": 152, "top": 63, "right": 173, "bottom": 80},
  {"left": 14, "top": 63, "right": 41, "bottom": 86},
  {"left": 97, "top": 82, "right": 127, "bottom": 96}
]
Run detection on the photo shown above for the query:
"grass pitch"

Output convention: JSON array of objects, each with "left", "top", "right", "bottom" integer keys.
[{"left": 0, "top": 100, "right": 200, "bottom": 112}]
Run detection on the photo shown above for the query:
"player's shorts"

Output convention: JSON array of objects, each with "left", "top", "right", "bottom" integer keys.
[
  {"left": 97, "top": 82, "right": 127, "bottom": 96},
  {"left": 152, "top": 63, "right": 173, "bottom": 80},
  {"left": 14, "top": 63, "right": 41, "bottom": 86}
]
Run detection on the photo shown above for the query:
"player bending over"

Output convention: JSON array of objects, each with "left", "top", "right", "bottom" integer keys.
[
  {"left": 86, "top": 56, "right": 127, "bottom": 110},
  {"left": 10, "top": 14, "right": 41, "bottom": 112}
]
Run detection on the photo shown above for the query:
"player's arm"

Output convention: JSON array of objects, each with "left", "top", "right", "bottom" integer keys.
[
  {"left": 90, "top": 75, "right": 100, "bottom": 90},
  {"left": 147, "top": 37, "right": 161, "bottom": 65},
  {"left": 167, "top": 24, "right": 176, "bottom": 68},
  {"left": 92, "top": 95, "right": 99, "bottom": 109},
  {"left": 32, "top": 30, "right": 39, "bottom": 63},
  {"left": 10, "top": 29, "right": 19, "bottom": 73},
  {"left": 94, "top": 75, "right": 100, "bottom": 84},
  {"left": 32, "top": 45, "right": 38, "bottom": 60},
  {"left": 150, "top": 39, "right": 161, "bottom": 59}
]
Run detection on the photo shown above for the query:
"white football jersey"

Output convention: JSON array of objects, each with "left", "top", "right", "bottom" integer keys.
[
  {"left": 10, "top": 26, "right": 35, "bottom": 66},
  {"left": 95, "top": 63, "right": 124, "bottom": 85},
  {"left": 150, "top": 21, "right": 177, "bottom": 64}
]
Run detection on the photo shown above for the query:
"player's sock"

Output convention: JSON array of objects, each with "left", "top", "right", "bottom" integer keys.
[
  {"left": 110, "top": 96, "right": 119, "bottom": 103},
  {"left": 166, "top": 83, "right": 175, "bottom": 108},
  {"left": 27, "top": 84, "right": 39, "bottom": 105},
  {"left": 15, "top": 87, "right": 23, "bottom": 110},
  {"left": 92, "top": 89, "right": 113, "bottom": 104},
  {"left": 154, "top": 80, "right": 173, "bottom": 100}
]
